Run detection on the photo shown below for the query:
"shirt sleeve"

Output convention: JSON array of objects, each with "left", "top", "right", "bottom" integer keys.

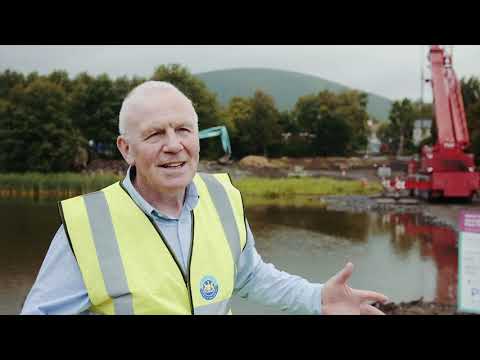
[
  {"left": 233, "top": 219, "right": 324, "bottom": 315},
  {"left": 20, "top": 225, "right": 91, "bottom": 315}
]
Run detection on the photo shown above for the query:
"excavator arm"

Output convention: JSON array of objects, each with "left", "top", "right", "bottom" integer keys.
[{"left": 198, "top": 125, "right": 232, "bottom": 163}]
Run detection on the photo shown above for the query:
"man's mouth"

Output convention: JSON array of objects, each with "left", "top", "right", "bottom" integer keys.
[{"left": 159, "top": 162, "right": 186, "bottom": 169}]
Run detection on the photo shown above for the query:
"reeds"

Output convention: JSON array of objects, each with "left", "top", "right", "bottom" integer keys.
[{"left": 0, "top": 172, "right": 122, "bottom": 199}]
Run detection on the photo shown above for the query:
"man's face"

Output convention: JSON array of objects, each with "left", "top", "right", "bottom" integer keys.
[{"left": 118, "top": 89, "right": 200, "bottom": 194}]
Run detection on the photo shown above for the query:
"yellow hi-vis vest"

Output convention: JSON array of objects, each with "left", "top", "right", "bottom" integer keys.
[{"left": 58, "top": 173, "right": 247, "bottom": 315}]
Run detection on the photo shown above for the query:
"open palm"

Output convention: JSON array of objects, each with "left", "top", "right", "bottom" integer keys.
[{"left": 321, "top": 263, "right": 388, "bottom": 315}]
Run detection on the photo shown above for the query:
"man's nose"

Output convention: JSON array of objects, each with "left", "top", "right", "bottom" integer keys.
[{"left": 163, "top": 130, "right": 183, "bottom": 153}]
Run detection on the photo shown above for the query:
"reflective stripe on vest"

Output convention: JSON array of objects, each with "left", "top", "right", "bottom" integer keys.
[
  {"left": 198, "top": 173, "right": 241, "bottom": 267},
  {"left": 83, "top": 191, "right": 134, "bottom": 314},
  {"left": 59, "top": 173, "right": 246, "bottom": 315}
]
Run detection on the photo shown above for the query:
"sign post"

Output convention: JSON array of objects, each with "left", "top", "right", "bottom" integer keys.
[{"left": 458, "top": 211, "right": 480, "bottom": 314}]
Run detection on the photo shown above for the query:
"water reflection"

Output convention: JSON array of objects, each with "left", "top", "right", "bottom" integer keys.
[
  {"left": 0, "top": 198, "right": 60, "bottom": 314},
  {"left": 246, "top": 206, "right": 370, "bottom": 243},
  {"left": 245, "top": 206, "right": 458, "bottom": 307},
  {"left": 0, "top": 198, "right": 460, "bottom": 314},
  {"left": 382, "top": 213, "right": 458, "bottom": 305}
]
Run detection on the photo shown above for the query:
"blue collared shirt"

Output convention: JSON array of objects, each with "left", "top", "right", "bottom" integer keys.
[{"left": 21, "top": 168, "right": 323, "bottom": 315}]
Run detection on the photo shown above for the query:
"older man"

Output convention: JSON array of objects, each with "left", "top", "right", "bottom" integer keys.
[{"left": 21, "top": 81, "right": 388, "bottom": 315}]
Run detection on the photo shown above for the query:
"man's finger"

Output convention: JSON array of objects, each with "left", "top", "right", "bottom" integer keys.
[
  {"left": 333, "top": 262, "right": 354, "bottom": 285},
  {"left": 360, "top": 303, "right": 385, "bottom": 315},
  {"left": 353, "top": 289, "right": 389, "bottom": 303}
]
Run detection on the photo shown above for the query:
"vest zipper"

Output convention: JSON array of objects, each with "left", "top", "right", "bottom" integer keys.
[
  {"left": 149, "top": 218, "right": 194, "bottom": 315},
  {"left": 187, "top": 210, "right": 195, "bottom": 314}
]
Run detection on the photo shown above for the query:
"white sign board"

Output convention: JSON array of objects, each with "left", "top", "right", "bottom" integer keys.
[{"left": 458, "top": 211, "right": 480, "bottom": 314}]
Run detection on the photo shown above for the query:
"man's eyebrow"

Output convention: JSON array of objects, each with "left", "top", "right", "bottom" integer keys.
[{"left": 140, "top": 127, "right": 164, "bottom": 136}]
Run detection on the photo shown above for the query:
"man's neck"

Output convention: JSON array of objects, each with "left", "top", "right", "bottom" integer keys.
[{"left": 133, "top": 176, "right": 186, "bottom": 219}]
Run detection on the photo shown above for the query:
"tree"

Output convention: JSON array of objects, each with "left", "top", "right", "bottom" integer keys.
[
  {"left": 0, "top": 78, "right": 85, "bottom": 172},
  {"left": 223, "top": 97, "right": 251, "bottom": 158},
  {"left": 48, "top": 70, "right": 73, "bottom": 93},
  {"left": 336, "top": 90, "right": 369, "bottom": 151},
  {"left": 70, "top": 73, "right": 124, "bottom": 159},
  {"left": 278, "top": 110, "right": 299, "bottom": 134},
  {"left": 381, "top": 99, "right": 416, "bottom": 156},
  {"left": 228, "top": 91, "right": 282, "bottom": 158},
  {"left": 293, "top": 91, "right": 356, "bottom": 156},
  {"left": 249, "top": 90, "right": 282, "bottom": 156},
  {"left": 461, "top": 76, "right": 480, "bottom": 162},
  {"left": 0, "top": 70, "right": 25, "bottom": 99}
]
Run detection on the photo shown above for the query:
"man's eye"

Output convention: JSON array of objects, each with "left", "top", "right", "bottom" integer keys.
[
  {"left": 146, "top": 132, "right": 160, "bottom": 140},
  {"left": 177, "top": 128, "right": 190, "bottom": 132}
]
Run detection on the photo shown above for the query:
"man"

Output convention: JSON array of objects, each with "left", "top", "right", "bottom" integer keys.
[{"left": 21, "top": 81, "right": 388, "bottom": 315}]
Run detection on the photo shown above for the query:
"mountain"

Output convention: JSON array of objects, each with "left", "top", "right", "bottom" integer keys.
[{"left": 196, "top": 68, "right": 392, "bottom": 122}]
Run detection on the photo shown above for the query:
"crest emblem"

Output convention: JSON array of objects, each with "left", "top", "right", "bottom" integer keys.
[{"left": 199, "top": 275, "right": 219, "bottom": 301}]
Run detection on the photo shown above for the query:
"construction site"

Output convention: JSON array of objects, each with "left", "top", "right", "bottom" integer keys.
[{"left": 2, "top": 45, "right": 479, "bottom": 315}]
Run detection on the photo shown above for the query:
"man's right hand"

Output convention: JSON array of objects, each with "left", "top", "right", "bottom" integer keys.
[{"left": 321, "top": 262, "right": 388, "bottom": 315}]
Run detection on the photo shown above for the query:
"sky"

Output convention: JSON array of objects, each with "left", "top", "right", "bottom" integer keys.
[{"left": 1, "top": 45, "right": 479, "bottom": 101}]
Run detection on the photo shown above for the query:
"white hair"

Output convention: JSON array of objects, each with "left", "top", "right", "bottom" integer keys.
[{"left": 118, "top": 81, "right": 198, "bottom": 135}]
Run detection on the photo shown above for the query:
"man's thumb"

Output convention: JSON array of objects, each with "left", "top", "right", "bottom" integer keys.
[{"left": 334, "top": 262, "right": 354, "bottom": 284}]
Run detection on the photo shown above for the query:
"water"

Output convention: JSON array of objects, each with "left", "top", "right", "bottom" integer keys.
[{"left": 0, "top": 198, "right": 458, "bottom": 315}]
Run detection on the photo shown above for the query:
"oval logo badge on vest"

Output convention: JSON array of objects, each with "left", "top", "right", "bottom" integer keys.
[{"left": 199, "top": 275, "right": 219, "bottom": 301}]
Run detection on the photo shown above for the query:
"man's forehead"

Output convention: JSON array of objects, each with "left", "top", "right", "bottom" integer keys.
[
  {"left": 126, "top": 91, "right": 196, "bottom": 130},
  {"left": 136, "top": 89, "right": 193, "bottom": 113}
]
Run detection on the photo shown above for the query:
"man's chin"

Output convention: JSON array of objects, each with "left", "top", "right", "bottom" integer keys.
[{"left": 152, "top": 171, "right": 194, "bottom": 190}]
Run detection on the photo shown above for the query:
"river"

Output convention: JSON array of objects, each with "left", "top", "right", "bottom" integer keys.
[{"left": 0, "top": 198, "right": 458, "bottom": 315}]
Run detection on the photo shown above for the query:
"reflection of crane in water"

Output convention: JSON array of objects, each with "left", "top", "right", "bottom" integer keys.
[{"left": 385, "top": 213, "right": 458, "bottom": 305}]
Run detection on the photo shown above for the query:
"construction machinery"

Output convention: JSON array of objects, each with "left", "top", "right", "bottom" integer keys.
[
  {"left": 198, "top": 125, "right": 232, "bottom": 164},
  {"left": 384, "top": 45, "right": 479, "bottom": 201}
]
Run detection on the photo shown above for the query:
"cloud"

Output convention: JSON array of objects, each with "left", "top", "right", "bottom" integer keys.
[{"left": 0, "top": 45, "right": 478, "bottom": 101}]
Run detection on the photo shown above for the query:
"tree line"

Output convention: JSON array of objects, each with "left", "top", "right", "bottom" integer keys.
[
  {"left": 0, "top": 64, "right": 373, "bottom": 172},
  {"left": 377, "top": 77, "right": 480, "bottom": 162},
  {"left": 2, "top": 62, "right": 478, "bottom": 173}
]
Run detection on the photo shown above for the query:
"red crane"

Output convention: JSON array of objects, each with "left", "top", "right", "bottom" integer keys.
[{"left": 387, "top": 45, "right": 479, "bottom": 200}]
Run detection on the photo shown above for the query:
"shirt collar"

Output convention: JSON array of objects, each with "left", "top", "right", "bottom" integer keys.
[{"left": 121, "top": 166, "right": 199, "bottom": 220}]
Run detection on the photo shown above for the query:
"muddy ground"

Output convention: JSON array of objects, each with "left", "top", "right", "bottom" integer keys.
[
  {"left": 372, "top": 299, "right": 469, "bottom": 315},
  {"left": 88, "top": 156, "right": 479, "bottom": 315}
]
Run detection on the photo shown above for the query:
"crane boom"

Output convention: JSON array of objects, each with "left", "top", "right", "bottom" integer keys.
[
  {"left": 447, "top": 62, "right": 470, "bottom": 147},
  {"left": 429, "top": 45, "right": 456, "bottom": 146},
  {"left": 429, "top": 45, "right": 469, "bottom": 148}
]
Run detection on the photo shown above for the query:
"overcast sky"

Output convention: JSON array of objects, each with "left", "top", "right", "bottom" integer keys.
[{"left": 1, "top": 45, "right": 479, "bottom": 101}]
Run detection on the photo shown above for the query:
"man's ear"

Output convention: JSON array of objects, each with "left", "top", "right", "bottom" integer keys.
[{"left": 117, "top": 135, "right": 135, "bottom": 165}]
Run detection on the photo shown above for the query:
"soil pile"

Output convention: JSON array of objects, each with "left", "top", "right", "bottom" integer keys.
[{"left": 373, "top": 298, "right": 474, "bottom": 315}]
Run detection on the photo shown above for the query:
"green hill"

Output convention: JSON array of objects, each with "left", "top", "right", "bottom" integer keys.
[{"left": 196, "top": 68, "right": 392, "bottom": 122}]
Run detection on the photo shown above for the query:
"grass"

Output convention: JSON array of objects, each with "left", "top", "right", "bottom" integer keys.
[
  {"left": 0, "top": 173, "right": 382, "bottom": 203},
  {"left": 232, "top": 177, "right": 382, "bottom": 197},
  {"left": 235, "top": 177, "right": 382, "bottom": 208}
]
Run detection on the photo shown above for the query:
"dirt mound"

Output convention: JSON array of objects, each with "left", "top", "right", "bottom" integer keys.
[
  {"left": 299, "top": 156, "right": 390, "bottom": 170},
  {"left": 85, "top": 159, "right": 128, "bottom": 175},
  {"left": 239, "top": 156, "right": 289, "bottom": 169},
  {"left": 373, "top": 298, "right": 474, "bottom": 315},
  {"left": 237, "top": 156, "right": 393, "bottom": 172}
]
